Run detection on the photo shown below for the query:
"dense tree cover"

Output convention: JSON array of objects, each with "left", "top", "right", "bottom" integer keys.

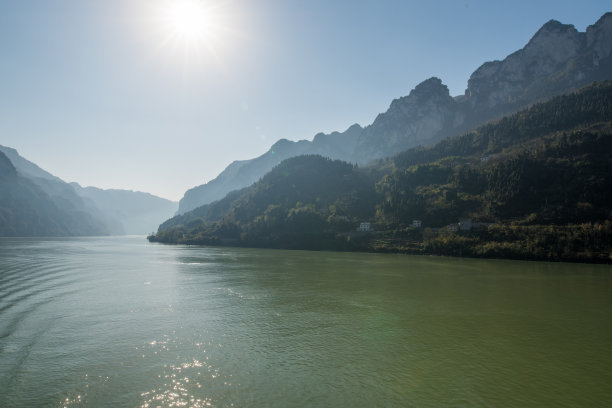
[
  {"left": 152, "top": 156, "right": 378, "bottom": 249},
  {"left": 376, "top": 125, "right": 612, "bottom": 227},
  {"left": 419, "top": 222, "right": 612, "bottom": 263},
  {"left": 150, "top": 82, "right": 612, "bottom": 262}
]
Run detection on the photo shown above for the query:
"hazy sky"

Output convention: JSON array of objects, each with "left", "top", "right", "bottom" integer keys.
[{"left": 1, "top": 1, "right": 610, "bottom": 201}]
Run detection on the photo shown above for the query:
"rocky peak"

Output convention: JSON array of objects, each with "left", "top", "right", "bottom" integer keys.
[
  {"left": 586, "top": 12, "right": 612, "bottom": 60},
  {"left": 345, "top": 123, "right": 363, "bottom": 134},
  {"left": 312, "top": 132, "right": 326, "bottom": 142},
  {"left": 395, "top": 77, "right": 449, "bottom": 105},
  {"left": 522, "top": 20, "right": 583, "bottom": 63},
  {"left": 354, "top": 77, "right": 458, "bottom": 162},
  {"left": 384, "top": 77, "right": 453, "bottom": 118},
  {"left": 411, "top": 77, "right": 448, "bottom": 97},
  {"left": 270, "top": 138, "right": 295, "bottom": 153},
  {"left": 464, "top": 17, "right": 591, "bottom": 111},
  {"left": 532, "top": 19, "right": 577, "bottom": 37}
]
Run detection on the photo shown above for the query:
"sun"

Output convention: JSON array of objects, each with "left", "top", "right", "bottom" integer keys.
[
  {"left": 162, "top": 0, "right": 213, "bottom": 41},
  {"left": 146, "top": 0, "right": 237, "bottom": 71}
]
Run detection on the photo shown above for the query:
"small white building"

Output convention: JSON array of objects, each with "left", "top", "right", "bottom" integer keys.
[
  {"left": 412, "top": 220, "right": 422, "bottom": 228},
  {"left": 447, "top": 224, "right": 458, "bottom": 232},
  {"left": 358, "top": 222, "right": 372, "bottom": 232},
  {"left": 459, "top": 218, "right": 472, "bottom": 231}
]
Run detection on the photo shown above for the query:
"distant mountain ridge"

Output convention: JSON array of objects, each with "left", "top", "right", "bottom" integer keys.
[
  {"left": 177, "top": 12, "right": 612, "bottom": 215},
  {"left": 70, "top": 184, "right": 178, "bottom": 235},
  {"left": 0, "top": 151, "right": 108, "bottom": 236},
  {"left": 0, "top": 145, "right": 178, "bottom": 236}
]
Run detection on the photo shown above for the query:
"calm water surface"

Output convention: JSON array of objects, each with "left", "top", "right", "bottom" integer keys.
[{"left": 0, "top": 236, "right": 611, "bottom": 407}]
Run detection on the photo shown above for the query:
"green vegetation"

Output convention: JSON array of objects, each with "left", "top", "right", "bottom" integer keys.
[
  {"left": 150, "top": 82, "right": 612, "bottom": 263},
  {"left": 153, "top": 155, "right": 377, "bottom": 250}
]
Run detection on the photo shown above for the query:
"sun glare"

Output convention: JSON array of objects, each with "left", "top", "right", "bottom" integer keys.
[
  {"left": 146, "top": 0, "right": 239, "bottom": 71},
  {"left": 163, "top": 0, "right": 212, "bottom": 40}
]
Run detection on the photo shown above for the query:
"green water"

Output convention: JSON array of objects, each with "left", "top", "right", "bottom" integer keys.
[{"left": 0, "top": 236, "right": 611, "bottom": 407}]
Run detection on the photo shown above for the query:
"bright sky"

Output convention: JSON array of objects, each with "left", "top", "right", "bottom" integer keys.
[{"left": 1, "top": 0, "right": 610, "bottom": 201}]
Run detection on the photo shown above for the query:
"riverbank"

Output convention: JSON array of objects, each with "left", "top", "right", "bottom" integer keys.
[{"left": 148, "top": 221, "right": 612, "bottom": 264}]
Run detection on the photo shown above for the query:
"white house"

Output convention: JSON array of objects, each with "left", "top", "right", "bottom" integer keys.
[
  {"left": 358, "top": 222, "right": 372, "bottom": 232},
  {"left": 412, "top": 220, "right": 422, "bottom": 228}
]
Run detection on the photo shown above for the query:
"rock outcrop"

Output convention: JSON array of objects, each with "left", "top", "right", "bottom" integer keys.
[
  {"left": 465, "top": 13, "right": 612, "bottom": 118},
  {"left": 353, "top": 78, "right": 460, "bottom": 163},
  {"left": 175, "top": 12, "right": 612, "bottom": 215}
]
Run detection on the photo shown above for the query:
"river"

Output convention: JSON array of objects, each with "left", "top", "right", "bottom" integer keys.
[{"left": 1, "top": 236, "right": 611, "bottom": 407}]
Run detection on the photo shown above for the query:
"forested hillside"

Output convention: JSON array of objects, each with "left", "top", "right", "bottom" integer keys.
[
  {"left": 0, "top": 152, "right": 108, "bottom": 236},
  {"left": 156, "top": 155, "right": 377, "bottom": 249},
  {"left": 150, "top": 82, "right": 612, "bottom": 262}
]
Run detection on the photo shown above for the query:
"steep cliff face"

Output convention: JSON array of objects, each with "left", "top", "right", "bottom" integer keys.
[
  {"left": 467, "top": 21, "right": 583, "bottom": 112},
  {"left": 587, "top": 12, "right": 612, "bottom": 61},
  {"left": 465, "top": 13, "right": 612, "bottom": 117},
  {"left": 354, "top": 78, "right": 460, "bottom": 163},
  {"left": 175, "top": 13, "right": 612, "bottom": 215}
]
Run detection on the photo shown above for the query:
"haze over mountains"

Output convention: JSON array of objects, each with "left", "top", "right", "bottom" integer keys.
[
  {"left": 2, "top": 12, "right": 611, "bottom": 240},
  {"left": 177, "top": 12, "right": 612, "bottom": 215},
  {"left": 0, "top": 150, "right": 106, "bottom": 236},
  {"left": 0, "top": 145, "right": 177, "bottom": 236}
]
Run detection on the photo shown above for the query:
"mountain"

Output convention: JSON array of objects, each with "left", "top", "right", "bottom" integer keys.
[
  {"left": 176, "top": 12, "right": 612, "bottom": 215},
  {"left": 0, "top": 145, "right": 177, "bottom": 235},
  {"left": 177, "top": 124, "right": 363, "bottom": 213},
  {"left": 71, "top": 184, "right": 178, "bottom": 235},
  {"left": 0, "top": 151, "right": 108, "bottom": 236},
  {"left": 0, "top": 145, "right": 61, "bottom": 182},
  {"left": 150, "top": 82, "right": 612, "bottom": 262},
  {"left": 156, "top": 155, "right": 376, "bottom": 249},
  {"left": 464, "top": 16, "right": 612, "bottom": 116}
]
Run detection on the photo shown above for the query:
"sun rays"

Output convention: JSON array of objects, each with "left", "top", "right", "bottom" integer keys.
[{"left": 149, "top": 0, "right": 234, "bottom": 73}]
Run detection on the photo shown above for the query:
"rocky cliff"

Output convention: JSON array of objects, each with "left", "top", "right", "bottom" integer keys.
[
  {"left": 176, "top": 12, "right": 612, "bottom": 215},
  {"left": 465, "top": 13, "right": 612, "bottom": 116}
]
